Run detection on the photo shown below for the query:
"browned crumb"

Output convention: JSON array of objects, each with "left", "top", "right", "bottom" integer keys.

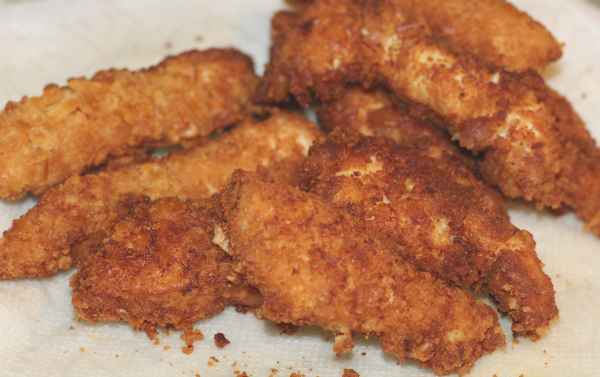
[
  {"left": 361, "top": 352, "right": 366, "bottom": 356},
  {"left": 207, "top": 361, "right": 214, "bottom": 367},
  {"left": 325, "top": 337, "right": 330, "bottom": 342},
  {"left": 342, "top": 369, "right": 359, "bottom": 377},
  {"left": 169, "top": 362, "right": 173, "bottom": 366},
  {"left": 163, "top": 345, "right": 171, "bottom": 351},
  {"left": 271, "top": 369, "right": 278, "bottom": 374},
  {"left": 240, "top": 373, "right": 249, "bottom": 377},
  {"left": 154, "top": 338, "right": 160, "bottom": 346},
  {"left": 71, "top": 317, "right": 77, "bottom": 321},
  {"left": 512, "top": 338, "right": 521, "bottom": 345},
  {"left": 277, "top": 323, "right": 300, "bottom": 336},
  {"left": 196, "top": 374, "right": 200, "bottom": 377},
  {"left": 232, "top": 361, "right": 238, "bottom": 367},
  {"left": 182, "top": 345, "right": 194, "bottom": 355},
  {"left": 214, "top": 333, "right": 230, "bottom": 349},
  {"left": 209, "top": 356, "right": 219, "bottom": 363},
  {"left": 69, "top": 326, "right": 75, "bottom": 331},
  {"left": 79, "top": 348, "right": 85, "bottom": 352}
]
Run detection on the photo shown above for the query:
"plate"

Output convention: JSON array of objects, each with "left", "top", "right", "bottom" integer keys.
[{"left": 1, "top": 0, "right": 599, "bottom": 376}]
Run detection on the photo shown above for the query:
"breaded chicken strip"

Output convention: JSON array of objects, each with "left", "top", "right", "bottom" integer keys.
[
  {"left": 299, "top": 129, "right": 558, "bottom": 339},
  {"left": 393, "top": 0, "right": 562, "bottom": 73},
  {"left": 71, "top": 196, "right": 262, "bottom": 343},
  {"left": 546, "top": 88, "right": 600, "bottom": 237},
  {"left": 316, "top": 86, "right": 507, "bottom": 218},
  {"left": 220, "top": 170, "right": 505, "bottom": 376},
  {"left": 283, "top": 0, "right": 562, "bottom": 72},
  {"left": 0, "top": 111, "right": 322, "bottom": 280},
  {"left": 0, "top": 48, "right": 264, "bottom": 200},
  {"left": 255, "top": 0, "right": 564, "bottom": 208}
]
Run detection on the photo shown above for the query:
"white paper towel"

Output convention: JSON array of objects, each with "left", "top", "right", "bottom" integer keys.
[{"left": 0, "top": 0, "right": 599, "bottom": 376}]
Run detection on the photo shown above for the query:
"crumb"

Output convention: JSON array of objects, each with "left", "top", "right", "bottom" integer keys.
[
  {"left": 69, "top": 326, "right": 75, "bottom": 331},
  {"left": 271, "top": 369, "right": 278, "bottom": 374},
  {"left": 71, "top": 317, "right": 77, "bottom": 321},
  {"left": 181, "top": 329, "right": 204, "bottom": 354},
  {"left": 511, "top": 347, "right": 515, "bottom": 351},
  {"left": 240, "top": 373, "right": 249, "bottom": 377},
  {"left": 163, "top": 329, "right": 171, "bottom": 336},
  {"left": 493, "top": 375, "right": 498, "bottom": 377},
  {"left": 79, "top": 348, "right": 85, "bottom": 352},
  {"left": 154, "top": 338, "right": 160, "bottom": 345},
  {"left": 396, "top": 362, "right": 400, "bottom": 365},
  {"left": 582, "top": 93, "right": 588, "bottom": 99},
  {"left": 164, "top": 345, "right": 171, "bottom": 351},
  {"left": 342, "top": 369, "right": 359, "bottom": 377},
  {"left": 214, "top": 333, "right": 230, "bottom": 349},
  {"left": 232, "top": 361, "right": 237, "bottom": 367},
  {"left": 277, "top": 323, "right": 300, "bottom": 336},
  {"left": 160, "top": 359, "right": 163, "bottom": 361},
  {"left": 196, "top": 35, "right": 203, "bottom": 42},
  {"left": 210, "top": 356, "right": 219, "bottom": 363},
  {"left": 556, "top": 274, "right": 560, "bottom": 278},
  {"left": 512, "top": 338, "right": 520, "bottom": 345},
  {"left": 116, "top": 354, "right": 119, "bottom": 358},
  {"left": 234, "top": 370, "right": 241, "bottom": 375},
  {"left": 196, "top": 375, "right": 200, "bottom": 377},
  {"left": 325, "top": 336, "right": 330, "bottom": 342},
  {"left": 545, "top": 362, "right": 548, "bottom": 366},
  {"left": 361, "top": 352, "right": 366, "bottom": 356},
  {"left": 169, "top": 362, "right": 173, "bottom": 366},
  {"left": 544, "top": 350, "right": 547, "bottom": 353},
  {"left": 207, "top": 361, "right": 214, "bottom": 367},
  {"left": 166, "top": 42, "right": 173, "bottom": 49}
]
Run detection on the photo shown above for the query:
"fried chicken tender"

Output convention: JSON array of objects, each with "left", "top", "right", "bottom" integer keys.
[
  {"left": 299, "top": 129, "right": 558, "bottom": 339},
  {"left": 0, "top": 48, "right": 264, "bottom": 200},
  {"left": 220, "top": 170, "right": 505, "bottom": 376},
  {"left": 0, "top": 111, "right": 322, "bottom": 280},
  {"left": 71, "top": 196, "right": 262, "bottom": 338},
  {"left": 316, "top": 86, "right": 507, "bottom": 218},
  {"left": 393, "top": 0, "right": 562, "bottom": 73},
  {"left": 546, "top": 87, "right": 600, "bottom": 236},
  {"left": 255, "top": 0, "right": 564, "bottom": 208}
]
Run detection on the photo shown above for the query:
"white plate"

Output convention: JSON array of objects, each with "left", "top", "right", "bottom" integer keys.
[{"left": 1, "top": 0, "right": 599, "bottom": 376}]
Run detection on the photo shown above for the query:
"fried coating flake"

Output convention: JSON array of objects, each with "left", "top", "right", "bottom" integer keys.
[
  {"left": 393, "top": 0, "right": 562, "bottom": 73},
  {"left": 0, "top": 111, "right": 322, "bottom": 280},
  {"left": 220, "top": 170, "right": 505, "bottom": 376},
  {"left": 299, "top": 129, "right": 558, "bottom": 339},
  {"left": 0, "top": 48, "right": 264, "bottom": 200},
  {"left": 71, "top": 196, "right": 262, "bottom": 337},
  {"left": 255, "top": 0, "right": 564, "bottom": 208},
  {"left": 316, "top": 86, "right": 507, "bottom": 218}
]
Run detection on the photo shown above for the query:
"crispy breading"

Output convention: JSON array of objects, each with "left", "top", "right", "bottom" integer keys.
[
  {"left": 316, "top": 86, "right": 507, "bottom": 218},
  {"left": 299, "top": 129, "right": 558, "bottom": 339},
  {"left": 0, "top": 48, "right": 264, "bottom": 200},
  {"left": 0, "top": 111, "right": 322, "bottom": 280},
  {"left": 393, "top": 0, "right": 562, "bottom": 73},
  {"left": 514, "top": 72, "right": 600, "bottom": 237},
  {"left": 255, "top": 0, "right": 564, "bottom": 208},
  {"left": 71, "top": 196, "right": 262, "bottom": 337},
  {"left": 220, "top": 170, "right": 505, "bottom": 376}
]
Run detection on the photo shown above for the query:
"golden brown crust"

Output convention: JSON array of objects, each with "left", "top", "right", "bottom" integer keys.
[
  {"left": 70, "top": 196, "right": 262, "bottom": 334},
  {"left": 0, "top": 111, "right": 322, "bottom": 280},
  {"left": 316, "top": 86, "right": 508, "bottom": 218},
  {"left": 393, "top": 0, "right": 562, "bottom": 73},
  {"left": 299, "top": 129, "right": 558, "bottom": 338},
  {"left": 0, "top": 48, "right": 264, "bottom": 200},
  {"left": 255, "top": 0, "right": 564, "bottom": 208},
  {"left": 221, "top": 170, "right": 505, "bottom": 376}
]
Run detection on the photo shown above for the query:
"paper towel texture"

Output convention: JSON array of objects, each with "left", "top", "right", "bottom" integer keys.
[{"left": 0, "top": 0, "right": 599, "bottom": 376}]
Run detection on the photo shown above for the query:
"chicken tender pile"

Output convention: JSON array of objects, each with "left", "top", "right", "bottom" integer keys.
[{"left": 1, "top": 0, "right": 598, "bottom": 375}]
